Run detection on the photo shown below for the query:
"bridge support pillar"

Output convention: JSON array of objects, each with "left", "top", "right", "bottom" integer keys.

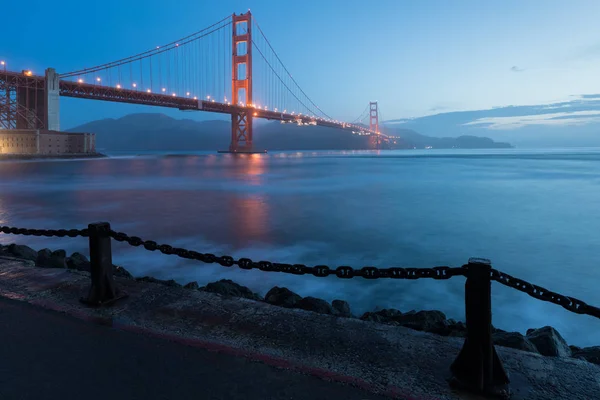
[
  {"left": 45, "top": 68, "right": 60, "bottom": 131},
  {"left": 1, "top": 68, "right": 58, "bottom": 130},
  {"left": 230, "top": 110, "right": 253, "bottom": 152},
  {"left": 16, "top": 78, "right": 45, "bottom": 130}
]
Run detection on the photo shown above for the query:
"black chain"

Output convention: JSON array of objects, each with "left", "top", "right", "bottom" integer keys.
[
  {"left": 0, "top": 225, "right": 89, "bottom": 238},
  {"left": 491, "top": 269, "right": 600, "bottom": 319},
  {"left": 7, "top": 223, "right": 597, "bottom": 319},
  {"left": 110, "top": 229, "right": 466, "bottom": 280}
]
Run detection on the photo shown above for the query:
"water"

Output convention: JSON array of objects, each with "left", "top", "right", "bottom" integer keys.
[{"left": 1, "top": 148, "right": 600, "bottom": 347}]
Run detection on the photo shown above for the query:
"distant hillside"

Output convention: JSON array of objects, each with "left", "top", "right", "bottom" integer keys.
[
  {"left": 68, "top": 113, "right": 512, "bottom": 151},
  {"left": 383, "top": 94, "right": 600, "bottom": 148}
]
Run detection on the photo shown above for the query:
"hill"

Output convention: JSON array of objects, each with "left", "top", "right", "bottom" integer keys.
[{"left": 68, "top": 113, "right": 512, "bottom": 151}]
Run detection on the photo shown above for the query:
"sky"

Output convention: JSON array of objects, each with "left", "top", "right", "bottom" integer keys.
[{"left": 3, "top": 0, "right": 600, "bottom": 129}]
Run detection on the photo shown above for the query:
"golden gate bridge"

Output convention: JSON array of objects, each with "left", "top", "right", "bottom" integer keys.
[{"left": 0, "top": 11, "right": 387, "bottom": 153}]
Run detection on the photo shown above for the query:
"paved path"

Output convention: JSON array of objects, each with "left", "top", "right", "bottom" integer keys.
[
  {"left": 0, "top": 297, "right": 388, "bottom": 400},
  {"left": 1, "top": 257, "right": 599, "bottom": 400}
]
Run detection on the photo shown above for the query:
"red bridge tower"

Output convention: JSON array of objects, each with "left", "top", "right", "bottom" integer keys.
[
  {"left": 230, "top": 11, "right": 253, "bottom": 152},
  {"left": 369, "top": 101, "right": 379, "bottom": 133},
  {"left": 369, "top": 101, "right": 380, "bottom": 148}
]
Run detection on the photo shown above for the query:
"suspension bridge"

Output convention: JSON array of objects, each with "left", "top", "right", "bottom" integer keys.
[{"left": 0, "top": 11, "right": 388, "bottom": 153}]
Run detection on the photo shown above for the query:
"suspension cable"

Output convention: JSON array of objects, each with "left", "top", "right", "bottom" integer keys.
[
  {"left": 252, "top": 17, "right": 334, "bottom": 120},
  {"left": 251, "top": 39, "right": 317, "bottom": 116},
  {"left": 61, "top": 16, "right": 232, "bottom": 78}
]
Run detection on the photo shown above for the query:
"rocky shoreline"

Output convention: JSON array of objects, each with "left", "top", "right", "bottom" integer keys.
[{"left": 2, "top": 242, "right": 599, "bottom": 367}]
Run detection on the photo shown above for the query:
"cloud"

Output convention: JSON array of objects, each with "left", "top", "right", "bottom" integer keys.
[
  {"left": 510, "top": 66, "right": 524, "bottom": 72},
  {"left": 463, "top": 110, "right": 600, "bottom": 130}
]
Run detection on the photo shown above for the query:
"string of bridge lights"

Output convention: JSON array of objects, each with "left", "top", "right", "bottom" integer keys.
[
  {"left": 1, "top": 57, "right": 378, "bottom": 134},
  {"left": 67, "top": 74, "right": 374, "bottom": 131}
]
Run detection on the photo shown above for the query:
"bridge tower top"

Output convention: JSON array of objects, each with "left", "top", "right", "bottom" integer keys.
[
  {"left": 232, "top": 11, "right": 252, "bottom": 107},
  {"left": 369, "top": 101, "right": 379, "bottom": 133}
]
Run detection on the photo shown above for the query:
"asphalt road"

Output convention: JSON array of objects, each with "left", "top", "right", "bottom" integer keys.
[{"left": 0, "top": 297, "right": 393, "bottom": 400}]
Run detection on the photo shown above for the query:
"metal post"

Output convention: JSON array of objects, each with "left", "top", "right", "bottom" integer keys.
[
  {"left": 449, "top": 258, "right": 510, "bottom": 397},
  {"left": 80, "top": 222, "right": 127, "bottom": 306}
]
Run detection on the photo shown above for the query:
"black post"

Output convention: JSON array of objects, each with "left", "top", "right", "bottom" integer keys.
[
  {"left": 80, "top": 222, "right": 127, "bottom": 306},
  {"left": 449, "top": 258, "right": 510, "bottom": 397}
]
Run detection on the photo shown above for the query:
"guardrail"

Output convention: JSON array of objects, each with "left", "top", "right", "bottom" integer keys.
[{"left": 2, "top": 221, "right": 600, "bottom": 398}]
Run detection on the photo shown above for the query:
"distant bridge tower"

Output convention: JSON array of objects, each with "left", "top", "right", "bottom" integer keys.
[
  {"left": 369, "top": 101, "right": 380, "bottom": 149},
  {"left": 369, "top": 101, "right": 379, "bottom": 133},
  {"left": 230, "top": 11, "right": 253, "bottom": 152}
]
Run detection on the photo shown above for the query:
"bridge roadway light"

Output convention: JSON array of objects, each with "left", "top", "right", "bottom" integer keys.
[
  {"left": 147, "top": 89, "right": 151, "bottom": 93},
  {"left": 77, "top": 79, "right": 83, "bottom": 83},
  {"left": 116, "top": 84, "right": 121, "bottom": 89},
  {"left": 162, "top": 88, "right": 166, "bottom": 92},
  {"left": 132, "top": 83, "right": 137, "bottom": 88}
]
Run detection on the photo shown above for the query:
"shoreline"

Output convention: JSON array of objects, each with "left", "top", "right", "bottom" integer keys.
[
  {"left": 0, "top": 153, "right": 107, "bottom": 161},
  {"left": 1, "top": 241, "right": 599, "bottom": 368}
]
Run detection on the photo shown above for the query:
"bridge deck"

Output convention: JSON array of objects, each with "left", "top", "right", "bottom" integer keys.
[{"left": 1, "top": 70, "right": 382, "bottom": 137}]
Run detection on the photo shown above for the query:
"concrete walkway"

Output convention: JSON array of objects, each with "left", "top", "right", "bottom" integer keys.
[
  {"left": 0, "top": 295, "right": 390, "bottom": 400},
  {"left": 0, "top": 256, "right": 599, "bottom": 400}
]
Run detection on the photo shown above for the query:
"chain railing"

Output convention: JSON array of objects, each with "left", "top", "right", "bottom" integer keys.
[{"left": 2, "top": 221, "right": 600, "bottom": 398}]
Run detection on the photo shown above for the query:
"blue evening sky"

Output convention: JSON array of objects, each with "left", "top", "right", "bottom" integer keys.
[{"left": 3, "top": 0, "right": 600, "bottom": 128}]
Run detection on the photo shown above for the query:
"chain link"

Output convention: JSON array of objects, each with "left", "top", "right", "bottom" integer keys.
[
  {"left": 0, "top": 225, "right": 89, "bottom": 238},
  {"left": 491, "top": 268, "right": 600, "bottom": 319},
  {"left": 109, "top": 229, "right": 466, "bottom": 280}
]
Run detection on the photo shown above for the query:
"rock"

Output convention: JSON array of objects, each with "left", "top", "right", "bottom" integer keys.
[
  {"left": 447, "top": 320, "right": 467, "bottom": 337},
  {"left": 395, "top": 310, "right": 449, "bottom": 335},
  {"left": 184, "top": 281, "right": 199, "bottom": 290},
  {"left": 360, "top": 308, "right": 403, "bottom": 323},
  {"left": 526, "top": 326, "right": 571, "bottom": 357},
  {"left": 36, "top": 249, "right": 52, "bottom": 267},
  {"left": 296, "top": 296, "right": 333, "bottom": 315},
  {"left": 265, "top": 286, "right": 302, "bottom": 308},
  {"left": 50, "top": 249, "right": 67, "bottom": 268},
  {"left": 492, "top": 325, "right": 506, "bottom": 334},
  {"left": 493, "top": 331, "right": 539, "bottom": 353},
  {"left": 202, "top": 279, "right": 261, "bottom": 301},
  {"left": 66, "top": 252, "right": 91, "bottom": 272},
  {"left": 570, "top": 345, "right": 582, "bottom": 354},
  {"left": 571, "top": 346, "right": 600, "bottom": 365},
  {"left": 36, "top": 248, "right": 66, "bottom": 268},
  {"left": 332, "top": 299, "right": 352, "bottom": 317},
  {"left": 136, "top": 276, "right": 181, "bottom": 287},
  {"left": 0, "top": 243, "right": 6, "bottom": 254},
  {"left": 113, "top": 265, "right": 133, "bottom": 279},
  {"left": 6, "top": 244, "right": 38, "bottom": 261}
]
